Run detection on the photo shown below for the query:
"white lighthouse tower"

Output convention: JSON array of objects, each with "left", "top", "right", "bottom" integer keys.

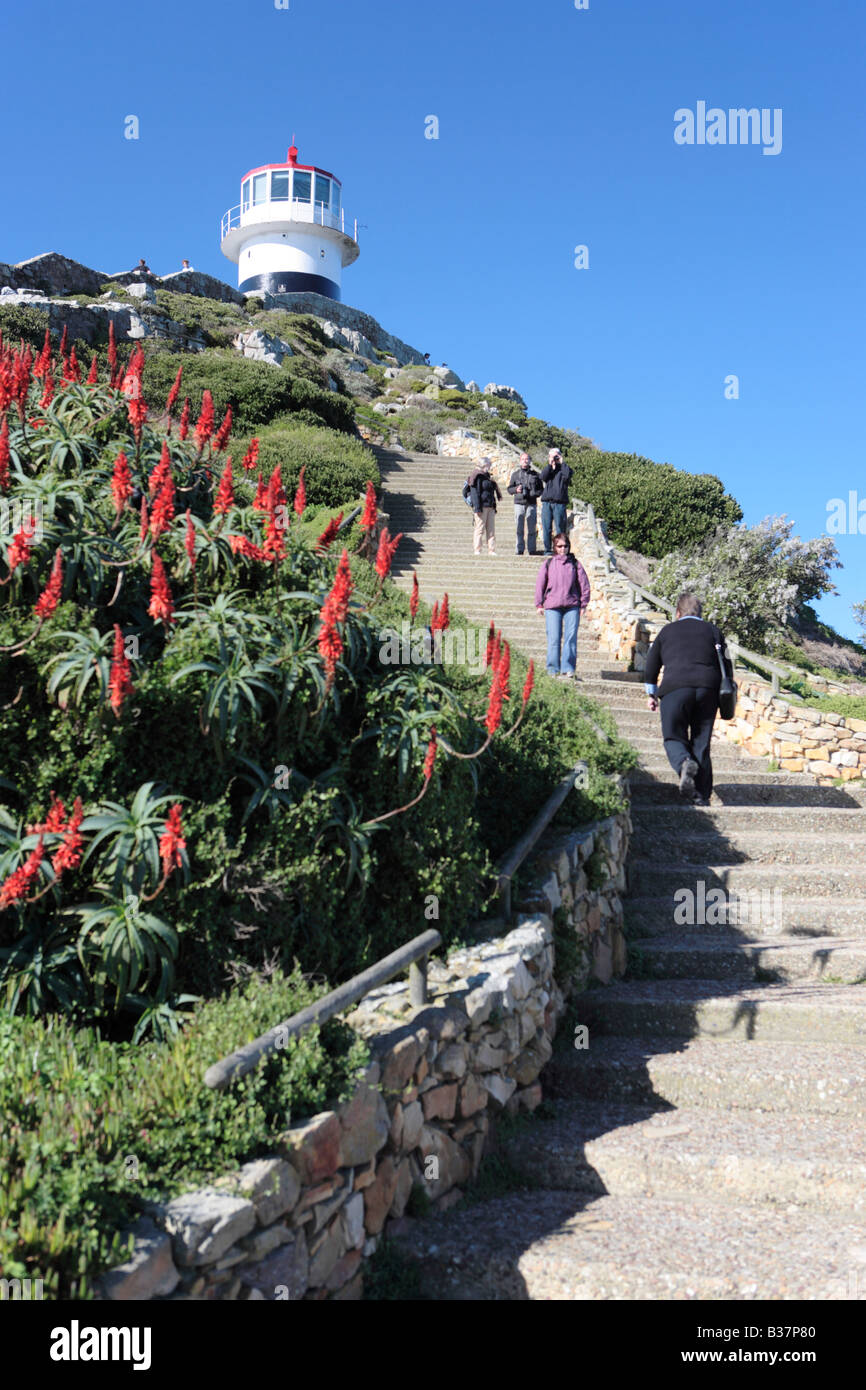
[{"left": 220, "top": 144, "right": 360, "bottom": 301}]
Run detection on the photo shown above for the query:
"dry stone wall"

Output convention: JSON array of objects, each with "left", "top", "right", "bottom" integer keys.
[{"left": 98, "top": 813, "right": 629, "bottom": 1302}]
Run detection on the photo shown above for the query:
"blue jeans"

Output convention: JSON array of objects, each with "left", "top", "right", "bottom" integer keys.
[
  {"left": 515, "top": 503, "right": 538, "bottom": 554},
  {"left": 545, "top": 606, "right": 580, "bottom": 675},
  {"left": 541, "top": 501, "right": 567, "bottom": 554}
]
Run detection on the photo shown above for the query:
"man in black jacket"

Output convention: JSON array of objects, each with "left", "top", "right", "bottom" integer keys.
[
  {"left": 540, "top": 449, "right": 572, "bottom": 555},
  {"left": 644, "top": 593, "right": 734, "bottom": 804},
  {"left": 507, "top": 452, "right": 543, "bottom": 555}
]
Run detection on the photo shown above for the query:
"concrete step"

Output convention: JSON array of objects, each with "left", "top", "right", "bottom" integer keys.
[
  {"left": 628, "top": 778, "right": 858, "bottom": 806},
  {"left": 495, "top": 1098, "right": 866, "bottom": 1215},
  {"left": 630, "top": 803, "right": 866, "bottom": 832},
  {"left": 629, "top": 830, "right": 866, "bottom": 867},
  {"left": 627, "top": 933, "right": 866, "bottom": 983},
  {"left": 545, "top": 1034, "right": 866, "bottom": 1117},
  {"left": 628, "top": 860, "right": 866, "bottom": 898},
  {"left": 573, "top": 979, "right": 866, "bottom": 1045},
  {"left": 625, "top": 896, "right": 866, "bottom": 937},
  {"left": 392, "top": 1188, "right": 866, "bottom": 1300}
]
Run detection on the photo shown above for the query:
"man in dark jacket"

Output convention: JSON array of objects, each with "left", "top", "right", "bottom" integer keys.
[
  {"left": 507, "top": 452, "right": 543, "bottom": 555},
  {"left": 462, "top": 458, "right": 502, "bottom": 555},
  {"left": 644, "top": 593, "right": 734, "bottom": 804},
  {"left": 540, "top": 449, "right": 572, "bottom": 555}
]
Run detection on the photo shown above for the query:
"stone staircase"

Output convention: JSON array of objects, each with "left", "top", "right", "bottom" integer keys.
[{"left": 376, "top": 445, "right": 866, "bottom": 1300}]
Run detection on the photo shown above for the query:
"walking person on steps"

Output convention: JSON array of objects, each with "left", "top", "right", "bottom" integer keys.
[
  {"left": 463, "top": 458, "right": 502, "bottom": 556},
  {"left": 535, "top": 533, "right": 591, "bottom": 679},
  {"left": 507, "top": 452, "right": 543, "bottom": 555},
  {"left": 644, "top": 593, "right": 734, "bottom": 805},
  {"left": 540, "top": 448, "right": 572, "bottom": 555}
]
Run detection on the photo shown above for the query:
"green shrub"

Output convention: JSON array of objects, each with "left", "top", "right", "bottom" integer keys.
[
  {"left": 0, "top": 303, "right": 50, "bottom": 349},
  {"left": 151, "top": 290, "right": 247, "bottom": 347},
  {"left": 575, "top": 451, "right": 742, "bottom": 557},
  {"left": 250, "top": 310, "right": 331, "bottom": 357},
  {"left": 395, "top": 410, "right": 443, "bottom": 454},
  {"left": 0, "top": 968, "right": 368, "bottom": 1298},
  {"left": 247, "top": 422, "right": 379, "bottom": 507},
  {"left": 141, "top": 350, "right": 353, "bottom": 433},
  {"left": 100, "top": 282, "right": 130, "bottom": 299}
]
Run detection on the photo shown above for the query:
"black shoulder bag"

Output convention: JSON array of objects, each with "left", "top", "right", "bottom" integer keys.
[{"left": 714, "top": 639, "right": 738, "bottom": 720}]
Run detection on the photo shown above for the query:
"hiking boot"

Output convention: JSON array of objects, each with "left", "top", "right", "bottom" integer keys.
[{"left": 679, "top": 758, "right": 699, "bottom": 798}]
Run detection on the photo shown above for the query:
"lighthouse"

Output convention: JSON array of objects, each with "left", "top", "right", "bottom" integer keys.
[{"left": 220, "top": 144, "right": 359, "bottom": 301}]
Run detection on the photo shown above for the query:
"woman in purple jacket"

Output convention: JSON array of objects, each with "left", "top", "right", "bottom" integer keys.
[{"left": 534, "top": 534, "right": 591, "bottom": 679}]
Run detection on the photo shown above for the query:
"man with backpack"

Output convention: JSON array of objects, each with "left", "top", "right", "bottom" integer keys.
[
  {"left": 540, "top": 448, "right": 572, "bottom": 556},
  {"left": 462, "top": 458, "right": 502, "bottom": 555},
  {"left": 534, "top": 533, "right": 591, "bottom": 679},
  {"left": 507, "top": 452, "right": 543, "bottom": 555}
]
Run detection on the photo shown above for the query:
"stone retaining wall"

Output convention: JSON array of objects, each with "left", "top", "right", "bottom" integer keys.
[
  {"left": 99, "top": 813, "right": 629, "bottom": 1302},
  {"left": 435, "top": 428, "right": 521, "bottom": 489}
]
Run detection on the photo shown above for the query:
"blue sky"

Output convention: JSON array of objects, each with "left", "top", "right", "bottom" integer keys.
[{"left": 2, "top": 0, "right": 864, "bottom": 637}]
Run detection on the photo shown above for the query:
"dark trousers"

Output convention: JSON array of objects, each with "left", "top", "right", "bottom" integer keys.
[
  {"left": 659, "top": 686, "right": 718, "bottom": 799},
  {"left": 541, "top": 501, "right": 567, "bottom": 553}
]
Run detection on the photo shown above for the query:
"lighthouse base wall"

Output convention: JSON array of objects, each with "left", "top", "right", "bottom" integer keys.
[{"left": 239, "top": 270, "right": 341, "bottom": 301}]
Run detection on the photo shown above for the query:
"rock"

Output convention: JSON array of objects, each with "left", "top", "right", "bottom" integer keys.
[
  {"left": 239, "top": 1231, "right": 309, "bottom": 1300},
  {"left": 364, "top": 1157, "right": 399, "bottom": 1235},
  {"left": 311, "top": 1174, "right": 353, "bottom": 1233},
  {"left": 99, "top": 1221, "right": 180, "bottom": 1301},
  {"left": 241, "top": 1224, "right": 292, "bottom": 1262},
  {"left": 127, "top": 281, "right": 156, "bottom": 302},
  {"left": 401, "top": 1099, "right": 424, "bottom": 1149},
  {"left": 308, "top": 1216, "right": 348, "bottom": 1288},
  {"left": 473, "top": 1040, "right": 510, "bottom": 1072},
  {"left": 432, "top": 365, "right": 465, "bottom": 389},
  {"left": 237, "top": 1157, "right": 300, "bottom": 1226},
  {"left": 508, "top": 1032, "right": 553, "bottom": 1087},
  {"left": 459, "top": 1075, "right": 489, "bottom": 1118},
  {"left": 159, "top": 268, "right": 246, "bottom": 305},
  {"left": 353, "top": 1160, "right": 377, "bottom": 1191},
  {"left": 341, "top": 1192, "right": 366, "bottom": 1250},
  {"left": 484, "top": 383, "right": 526, "bottom": 405},
  {"left": 421, "top": 1083, "right": 459, "bottom": 1121},
  {"left": 374, "top": 1026, "right": 429, "bottom": 1093},
  {"left": 410, "top": 1005, "right": 469, "bottom": 1042},
  {"left": 390, "top": 1158, "right": 414, "bottom": 1221},
  {"left": 437, "top": 1043, "right": 467, "bottom": 1079},
  {"left": 482, "top": 1074, "right": 517, "bottom": 1110},
  {"left": 337, "top": 1083, "right": 390, "bottom": 1167},
  {"left": 163, "top": 1190, "right": 256, "bottom": 1267},
  {"left": 279, "top": 1111, "right": 341, "bottom": 1185},
  {"left": 466, "top": 380, "right": 481, "bottom": 393},
  {"left": 234, "top": 327, "right": 292, "bottom": 366},
  {"left": 10, "top": 251, "right": 106, "bottom": 298},
  {"left": 325, "top": 1248, "right": 362, "bottom": 1292},
  {"left": 417, "top": 1126, "right": 471, "bottom": 1199}
]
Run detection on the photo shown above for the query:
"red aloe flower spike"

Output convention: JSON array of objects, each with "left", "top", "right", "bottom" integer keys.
[
  {"left": 214, "top": 457, "right": 234, "bottom": 515},
  {"left": 484, "top": 620, "right": 496, "bottom": 668},
  {"left": 497, "top": 641, "right": 511, "bottom": 700},
  {"left": 293, "top": 464, "right": 307, "bottom": 519},
  {"left": 65, "top": 347, "right": 81, "bottom": 383},
  {"left": 228, "top": 534, "right": 267, "bottom": 561},
  {"left": 360, "top": 480, "right": 377, "bottom": 531},
  {"left": 165, "top": 365, "right": 183, "bottom": 418},
  {"left": 184, "top": 510, "right": 196, "bottom": 569},
  {"left": 423, "top": 728, "right": 438, "bottom": 782},
  {"left": 263, "top": 510, "right": 286, "bottom": 563},
  {"left": 111, "top": 450, "right": 133, "bottom": 515},
  {"left": 109, "top": 624, "right": 134, "bottom": 716},
  {"left": 315, "top": 511, "right": 343, "bottom": 552},
  {"left": 436, "top": 593, "right": 450, "bottom": 631},
  {"left": 484, "top": 665, "right": 505, "bottom": 736},
  {"left": 179, "top": 396, "right": 190, "bottom": 441},
  {"left": 212, "top": 405, "right": 233, "bottom": 453},
  {"left": 0, "top": 414, "right": 10, "bottom": 492},
  {"left": 59, "top": 324, "right": 68, "bottom": 357},
  {"left": 410, "top": 573, "right": 419, "bottom": 621},
  {"left": 107, "top": 320, "right": 117, "bottom": 377},
  {"left": 159, "top": 804, "right": 186, "bottom": 877},
  {"left": 29, "top": 791, "right": 67, "bottom": 836},
  {"left": 522, "top": 659, "right": 535, "bottom": 707},
  {"left": 253, "top": 471, "right": 267, "bottom": 510},
  {"left": 51, "top": 797, "right": 85, "bottom": 875},
  {"left": 0, "top": 836, "right": 45, "bottom": 908},
  {"left": 34, "top": 548, "right": 63, "bottom": 619},
  {"left": 150, "top": 477, "right": 176, "bottom": 541},
  {"left": 39, "top": 368, "right": 55, "bottom": 409},
  {"left": 127, "top": 395, "right": 148, "bottom": 443},
  {"left": 374, "top": 526, "right": 403, "bottom": 580},
  {"left": 325, "top": 548, "right": 354, "bottom": 624},
  {"left": 241, "top": 437, "right": 259, "bottom": 472},
  {"left": 430, "top": 600, "right": 439, "bottom": 631},
  {"left": 194, "top": 389, "right": 215, "bottom": 449},
  {"left": 86, "top": 353, "right": 99, "bottom": 385},
  {"left": 148, "top": 553, "right": 175, "bottom": 624},
  {"left": 6, "top": 525, "right": 34, "bottom": 573},
  {"left": 33, "top": 328, "right": 51, "bottom": 379},
  {"left": 149, "top": 440, "right": 172, "bottom": 497}
]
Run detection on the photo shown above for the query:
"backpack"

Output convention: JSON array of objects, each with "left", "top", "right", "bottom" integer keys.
[{"left": 462, "top": 477, "right": 474, "bottom": 508}]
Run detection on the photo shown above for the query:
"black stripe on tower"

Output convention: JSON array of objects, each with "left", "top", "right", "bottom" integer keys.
[{"left": 239, "top": 271, "right": 341, "bottom": 300}]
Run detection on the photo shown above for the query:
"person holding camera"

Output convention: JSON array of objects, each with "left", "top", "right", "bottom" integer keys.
[
  {"left": 535, "top": 533, "right": 591, "bottom": 679},
  {"left": 507, "top": 452, "right": 543, "bottom": 555},
  {"left": 644, "top": 593, "right": 734, "bottom": 805},
  {"left": 540, "top": 448, "right": 572, "bottom": 556}
]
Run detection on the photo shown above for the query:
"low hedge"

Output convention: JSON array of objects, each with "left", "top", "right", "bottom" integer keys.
[
  {"left": 0, "top": 968, "right": 369, "bottom": 1298},
  {"left": 244, "top": 422, "right": 380, "bottom": 508}
]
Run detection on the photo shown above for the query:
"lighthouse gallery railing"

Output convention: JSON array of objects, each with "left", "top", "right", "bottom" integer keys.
[{"left": 220, "top": 199, "right": 359, "bottom": 242}]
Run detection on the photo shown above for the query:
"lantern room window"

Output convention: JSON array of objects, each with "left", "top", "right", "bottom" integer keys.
[
  {"left": 293, "top": 171, "right": 312, "bottom": 203},
  {"left": 315, "top": 175, "right": 331, "bottom": 210},
  {"left": 252, "top": 173, "right": 268, "bottom": 205},
  {"left": 242, "top": 179, "right": 250, "bottom": 212},
  {"left": 271, "top": 171, "right": 290, "bottom": 201}
]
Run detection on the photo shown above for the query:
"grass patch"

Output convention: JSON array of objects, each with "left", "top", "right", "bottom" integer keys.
[{"left": 361, "top": 1238, "right": 427, "bottom": 1300}]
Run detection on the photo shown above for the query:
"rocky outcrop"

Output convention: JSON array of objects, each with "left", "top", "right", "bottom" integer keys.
[
  {"left": 234, "top": 327, "right": 294, "bottom": 366},
  {"left": 265, "top": 291, "right": 426, "bottom": 366},
  {"left": 484, "top": 382, "right": 526, "bottom": 405},
  {"left": 4, "top": 252, "right": 107, "bottom": 298}
]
